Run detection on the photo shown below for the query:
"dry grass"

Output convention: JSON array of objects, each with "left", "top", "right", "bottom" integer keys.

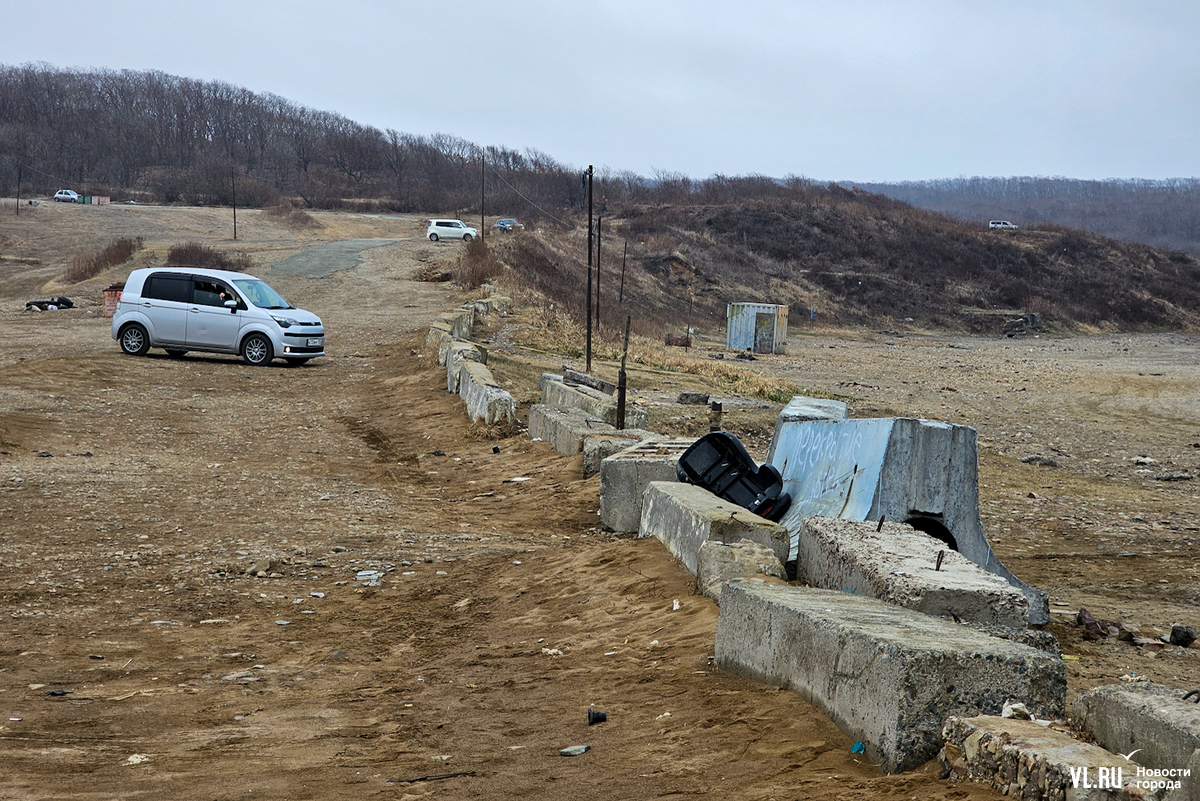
[
  {"left": 453, "top": 236, "right": 499, "bottom": 290},
  {"left": 62, "top": 236, "right": 143, "bottom": 283},
  {"left": 265, "top": 198, "right": 319, "bottom": 229}
]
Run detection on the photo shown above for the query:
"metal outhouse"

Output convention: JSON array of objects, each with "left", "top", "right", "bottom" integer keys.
[{"left": 726, "top": 303, "right": 788, "bottom": 354}]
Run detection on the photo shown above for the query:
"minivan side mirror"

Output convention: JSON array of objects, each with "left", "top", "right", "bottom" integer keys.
[{"left": 225, "top": 299, "right": 238, "bottom": 312}]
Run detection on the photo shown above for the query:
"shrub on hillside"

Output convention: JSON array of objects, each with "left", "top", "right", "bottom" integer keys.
[
  {"left": 63, "top": 236, "right": 144, "bottom": 283},
  {"left": 166, "top": 242, "right": 254, "bottom": 272},
  {"left": 454, "top": 236, "right": 498, "bottom": 290}
]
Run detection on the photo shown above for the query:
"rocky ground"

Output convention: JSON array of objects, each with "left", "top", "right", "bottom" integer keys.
[{"left": 1, "top": 201, "right": 1198, "bottom": 800}]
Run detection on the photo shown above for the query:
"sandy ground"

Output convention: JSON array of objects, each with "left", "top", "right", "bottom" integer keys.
[{"left": 1, "top": 201, "right": 1198, "bottom": 800}]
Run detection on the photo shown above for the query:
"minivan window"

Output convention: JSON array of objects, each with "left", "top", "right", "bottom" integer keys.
[
  {"left": 192, "top": 279, "right": 240, "bottom": 307},
  {"left": 144, "top": 274, "right": 192, "bottom": 303},
  {"left": 232, "top": 278, "right": 292, "bottom": 310}
]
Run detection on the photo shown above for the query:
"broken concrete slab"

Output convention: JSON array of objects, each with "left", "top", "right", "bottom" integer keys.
[
  {"left": 940, "top": 715, "right": 1150, "bottom": 800},
  {"left": 794, "top": 517, "right": 1030, "bottom": 627},
  {"left": 639, "top": 482, "right": 790, "bottom": 574},
  {"left": 437, "top": 308, "right": 473, "bottom": 340},
  {"left": 581, "top": 430, "right": 655, "bottom": 479},
  {"left": 695, "top": 539, "right": 787, "bottom": 603},
  {"left": 541, "top": 373, "right": 649, "bottom": 429},
  {"left": 767, "top": 416, "right": 1049, "bottom": 624},
  {"left": 599, "top": 437, "right": 693, "bottom": 533},
  {"left": 1073, "top": 682, "right": 1200, "bottom": 777},
  {"left": 714, "top": 583, "right": 1066, "bottom": 773},
  {"left": 528, "top": 404, "right": 615, "bottom": 456}
]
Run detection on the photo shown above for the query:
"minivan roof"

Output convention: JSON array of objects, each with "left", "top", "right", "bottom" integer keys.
[{"left": 130, "top": 266, "right": 262, "bottom": 282}]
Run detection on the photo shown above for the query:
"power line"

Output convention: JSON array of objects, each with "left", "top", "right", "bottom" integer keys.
[{"left": 485, "top": 163, "right": 574, "bottom": 227}]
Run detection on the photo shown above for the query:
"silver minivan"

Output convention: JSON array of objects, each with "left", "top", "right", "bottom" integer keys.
[{"left": 111, "top": 267, "right": 325, "bottom": 366}]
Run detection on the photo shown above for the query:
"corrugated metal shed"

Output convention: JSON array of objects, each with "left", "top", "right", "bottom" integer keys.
[{"left": 726, "top": 303, "right": 788, "bottom": 353}]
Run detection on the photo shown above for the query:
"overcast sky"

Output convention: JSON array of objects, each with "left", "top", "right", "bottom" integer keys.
[{"left": 3, "top": 1, "right": 1197, "bottom": 182}]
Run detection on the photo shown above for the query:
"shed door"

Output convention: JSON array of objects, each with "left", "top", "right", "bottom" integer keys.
[{"left": 753, "top": 312, "right": 775, "bottom": 354}]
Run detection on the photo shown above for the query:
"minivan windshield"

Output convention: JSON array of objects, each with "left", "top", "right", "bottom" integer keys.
[{"left": 232, "top": 278, "right": 293, "bottom": 310}]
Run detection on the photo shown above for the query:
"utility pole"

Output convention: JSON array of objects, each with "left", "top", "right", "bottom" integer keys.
[
  {"left": 15, "top": 165, "right": 21, "bottom": 216},
  {"left": 585, "top": 165, "right": 593, "bottom": 373},
  {"left": 480, "top": 156, "right": 485, "bottom": 236},
  {"left": 232, "top": 170, "right": 237, "bottom": 241},
  {"left": 616, "top": 315, "right": 631, "bottom": 430},
  {"left": 619, "top": 240, "right": 627, "bottom": 303}
]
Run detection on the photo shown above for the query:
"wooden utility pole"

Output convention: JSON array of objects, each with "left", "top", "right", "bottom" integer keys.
[
  {"left": 232, "top": 170, "right": 237, "bottom": 241},
  {"left": 15, "top": 165, "right": 21, "bottom": 216},
  {"left": 619, "top": 240, "right": 627, "bottom": 303},
  {"left": 585, "top": 165, "right": 593, "bottom": 373},
  {"left": 616, "top": 315, "right": 631, "bottom": 430},
  {"left": 480, "top": 157, "right": 485, "bottom": 236}
]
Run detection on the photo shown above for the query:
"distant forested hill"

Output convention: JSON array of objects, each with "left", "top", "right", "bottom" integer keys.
[{"left": 854, "top": 177, "right": 1200, "bottom": 256}]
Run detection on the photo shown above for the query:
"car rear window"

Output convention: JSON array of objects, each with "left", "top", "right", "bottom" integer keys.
[{"left": 144, "top": 274, "right": 192, "bottom": 303}]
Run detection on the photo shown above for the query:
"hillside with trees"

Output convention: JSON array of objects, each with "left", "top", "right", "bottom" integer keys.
[
  {"left": 4, "top": 64, "right": 1200, "bottom": 334},
  {"left": 856, "top": 177, "right": 1200, "bottom": 256}
]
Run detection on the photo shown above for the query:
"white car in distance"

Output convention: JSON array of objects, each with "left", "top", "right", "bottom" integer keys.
[{"left": 427, "top": 219, "right": 477, "bottom": 242}]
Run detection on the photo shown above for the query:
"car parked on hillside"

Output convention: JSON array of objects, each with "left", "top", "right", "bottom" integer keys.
[
  {"left": 111, "top": 266, "right": 325, "bottom": 366},
  {"left": 989, "top": 220, "right": 1018, "bottom": 230},
  {"left": 54, "top": 189, "right": 79, "bottom": 203},
  {"left": 492, "top": 218, "right": 525, "bottom": 233},
  {"left": 426, "top": 219, "right": 477, "bottom": 242}
]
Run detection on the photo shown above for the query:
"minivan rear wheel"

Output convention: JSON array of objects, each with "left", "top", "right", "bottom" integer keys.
[
  {"left": 241, "top": 333, "right": 273, "bottom": 366},
  {"left": 119, "top": 323, "right": 150, "bottom": 356},
  {"left": 429, "top": 233, "right": 439, "bottom": 242}
]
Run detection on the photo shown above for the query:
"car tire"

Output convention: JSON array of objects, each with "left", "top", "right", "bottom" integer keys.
[
  {"left": 429, "top": 233, "right": 439, "bottom": 242},
  {"left": 241, "top": 333, "right": 273, "bottom": 366},
  {"left": 165, "top": 349, "right": 187, "bottom": 358},
  {"left": 463, "top": 233, "right": 473, "bottom": 242},
  {"left": 119, "top": 323, "right": 150, "bottom": 356}
]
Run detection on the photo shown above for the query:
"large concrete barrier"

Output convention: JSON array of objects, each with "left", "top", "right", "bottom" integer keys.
[
  {"left": 599, "top": 438, "right": 693, "bottom": 532},
  {"left": 695, "top": 539, "right": 787, "bottom": 603},
  {"left": 767, "top": 416, "right": 1049, "bottom": 624},
  {"left": 940, "top": 716, "right": 1149, "bottom": 800},
  {"left": 794, "top": 517, "right": 1030, "bottom": 627},
  {"left": 528, "top": 404, "right": 615, "bottom": 455},
  {"left": 638, "top": 482, "right": 790, "bottom": 574},
  {"left": 1073, "top": 682, "right": 1200, "bottom": 782},
  {"left": 458, "top": 361, "right": 515, "bottom": 431},
  {"left": 715, "top": 583, "right": 1065, "bottom": 773},
  {"left": 581, "top": 430, "right": 654, "bottom": 478},
  {"left": 540, "top": 373, "right": 649, "bottom": 430}
]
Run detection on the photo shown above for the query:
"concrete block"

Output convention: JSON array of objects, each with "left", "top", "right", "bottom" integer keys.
[
  {"left": 437, "top": 309, "right": 473, "bottom": 339},
  {"left": 1073, "top": 683, "right": 1200, "bottom": 777},
  {"left": 599, "top": 437, "right": 693, "bottom": 533},
  {"left": 581, "top": 430, "right": 655, "bottom": 479},
  {"left": 458, "top": 361, "right": 515, "bottom": 431},
  {"left": 794, "top": 517, "right": 1030, "bottom": 627},
  {"left": 638, "top": 482, "right": 790, "bottom": 574},
  {"left": 445, "top": 341, "right": 485, "bottom": 392},
  {"left": 425, "top": 321, "right": 454, "bottom": 351},
  {"left": 540, "top": 375, "right": 649, "bottom": 429},
  {"left": 768, "top": 416, "right": 1049, "bottom": 624},
  {"left": 940, "top": 716, "right": 1147, "bottom": 800},
  {"left": 714, "top": 583, "right": 1066, "bottom": 773},
  {"left": 528, "top": 404, "right": 614, "bottom": 456},
  {"left": 695, "top": 540, "right": 787, "bottom": 603}
]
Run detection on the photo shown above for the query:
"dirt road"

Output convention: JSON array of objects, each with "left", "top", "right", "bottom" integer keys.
[{"left": 1, "top": 203, "right": 1198, "bottom": 800}]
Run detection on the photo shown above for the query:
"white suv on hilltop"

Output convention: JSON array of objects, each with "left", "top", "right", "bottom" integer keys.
[
  {"left": 427, "top": 219, "right": 477, "bottom": 242},
  {"left": 111, "top": 266, "right": 325, "bottom": 366}
]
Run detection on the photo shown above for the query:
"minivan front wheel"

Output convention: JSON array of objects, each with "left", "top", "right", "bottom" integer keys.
[
  {"left": 462, "top": 233, "right": 473, "bottom": 242},
  {"left": 119, "top": 323, "right": 150, "bottom": 356},
  {"left": 241, "top": 333, "right": 273, "bottom": 366}
]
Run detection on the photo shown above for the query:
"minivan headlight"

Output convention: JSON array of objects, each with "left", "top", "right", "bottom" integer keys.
[{"left": 271, "top": 315, "right": 298, "bottom": 328}]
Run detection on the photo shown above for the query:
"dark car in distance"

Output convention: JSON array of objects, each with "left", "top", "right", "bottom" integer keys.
[{"left": 492, "top": 218, "right": 525, "bottom": 233}]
